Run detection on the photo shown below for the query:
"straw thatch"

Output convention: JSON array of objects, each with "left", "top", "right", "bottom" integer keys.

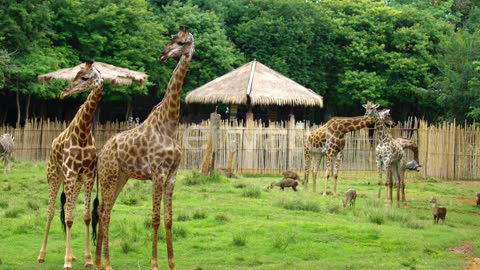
[
  {"left": 185, "top": 60, "right": 323, "bottom": 107},
  {"left": 38, "top": 61, "right": 148, "bottom": 86}
]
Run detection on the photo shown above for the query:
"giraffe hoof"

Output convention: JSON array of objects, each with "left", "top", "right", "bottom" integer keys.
[
  {"left": 85, "top": 262, "right": 94, "bottom": 269},
  {"left": 64, "top": 267, "right": 72, "bottom": 270},
  {"left": 37, "top": 258, "right": 45, "bottom": 263}
]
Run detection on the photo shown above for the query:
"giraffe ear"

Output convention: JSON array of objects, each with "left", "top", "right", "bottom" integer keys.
[
  {"left": 373, "top": 104, "right": 380, "bottom": 109},
  {"left": 85, "top": 60, "right": 95, "bottom": 68},
  {"left": 362, "top": 104, "right": 367, "bottom": 109},
  {"left": 179, "top": 25, "right": 190, "bottom": 32}
]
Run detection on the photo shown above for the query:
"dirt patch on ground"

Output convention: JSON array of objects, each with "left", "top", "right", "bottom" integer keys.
[
  {"left": 449, "top": 242, "right": 474, "bottom": 254},
  {"left": 448, "top": 181, "right": 480, "bottom": 187},
  {"left": 466, "top": 258, "right": 480, "bottom": 270},
  {"left": 458, "top": 197, "right": 477, "bottom": 203},
  {"left": 448, "top": 242, "right": 480, "bottom": 270}
]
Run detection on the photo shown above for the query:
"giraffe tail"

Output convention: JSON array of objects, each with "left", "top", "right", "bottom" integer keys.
[
  {"left": 91, "top": 170, "right": 99, "bottom": 245},
  {"left": 60, "top": 188, "right": 66, "bottom": 234}
]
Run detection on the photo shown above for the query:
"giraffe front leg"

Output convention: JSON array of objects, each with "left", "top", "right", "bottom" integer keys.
[
  {"left": 164, "top": 162, "right": 180, "bottom": 270},
  {"left": 313, "top": 159, "right": 321, "bottom": 194},
  {"left": 376, "top": 161, "right": 383, "bottom": 200},
  {"left": 38, "top": 161, "right": 62, "bottom": 263},
  {"left": 385, "top": 167, "right": 393, "bottom": 206},
  {"left": 63, "top": 172, "right": 82, "bottom": 270},
  {"left": 332, "top": 152, "right": 343, "bottom": 197},
  {"left": 323, "top": 156, "right": 333, "bottom": 196},
  {"left": 304, "top": 154, "right": 311, "bottom": 192},
  {"left": 151, "top": 172, "right": 167, "bottom": 270},
  {"left": 80, "top": 170, "right": 95, "bottom": 268}
]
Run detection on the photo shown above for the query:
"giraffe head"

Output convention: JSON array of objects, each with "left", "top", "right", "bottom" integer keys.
[
  {"left": 61, "top": 60, "right": 103, "bottom": 99},
  {"left": 378, "top": 109, "right": 395, "bottom": 127},
  {"left": 362, "top": 101, "right": 380, "bottom": 119},
  {"left": 159, "top": 25, "right": 195, "bottom": 62}
]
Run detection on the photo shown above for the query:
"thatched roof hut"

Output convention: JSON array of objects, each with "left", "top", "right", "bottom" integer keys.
[
  {"left": 38, "top": 61, "right": 148, "bottom": 86},
  {"left": 185, "top": 60, "right": 323, "bottom": 107}
]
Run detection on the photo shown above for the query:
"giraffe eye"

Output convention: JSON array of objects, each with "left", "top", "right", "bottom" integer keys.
[
  {"left": 178, "top": 41, "right": 185, "bottom": 46},
  {"left": 81, "top": 76, "right": 89, "bottom": 81}
]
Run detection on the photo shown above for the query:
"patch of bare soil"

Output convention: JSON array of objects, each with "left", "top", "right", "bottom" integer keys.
[
  {"left": 449, "top": 181, "right": 480, "bottom": 187},
  {"left": 466, "top": 258, "right": 480, "bottom": 270},
  {"left": 457, "top": 197, "right": 477, "bottom": 204},
  {"left": 448, "top": 242, "right": 480, "bottom": 270}
]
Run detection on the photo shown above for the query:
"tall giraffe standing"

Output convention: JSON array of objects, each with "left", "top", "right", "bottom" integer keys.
[
  {"left": 303, "top": 109, "right": 392, "bottom": 196},
  {"left": 37, "top": 60, "right": 102, "bottom": 270},
  {"left": 94, "top": 26, "right": 194, "bottom": 270},
  {"left": 364, "top": 102, "right": 406, "bottom": 207}
]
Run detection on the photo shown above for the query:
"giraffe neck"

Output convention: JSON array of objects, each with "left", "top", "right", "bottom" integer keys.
[
  {"left": 69, "top": 84, "right": 103, "bottom": 139},
  {"left": 326, "top": 116, "right": 374, "bottom": 134},
  {"left": 375, "top": 120, "right": 393, "bottom": 144},
  {"left": 146, "top": 52, "right": 192, "bottom": 135}
]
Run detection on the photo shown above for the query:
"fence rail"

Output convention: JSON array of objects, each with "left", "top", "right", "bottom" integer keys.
[{"left": 2, "top": 118, "right": 479, "bottom": 179}]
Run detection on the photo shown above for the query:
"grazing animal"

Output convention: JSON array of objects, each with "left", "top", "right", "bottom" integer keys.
[
  {"left": 430, "top": 197, "right": 447, "bottom": 224},
  {"left": 343, "top": 188, "right": 357, "bottom": 208},
  {"left": 37, "top": 60, "right": 102, "bottom": 269},
  {"left": 0, "top": 133, "right": 14, "bottom": 174},
  {"left": 282, "top": 170, "right": 299, "bottom": 180},
  {"left": 270, "top": 178, "right": 298, "bottom": 191},
  {"left": 94, "top": 26, "right": 194, "bottom": 270},
  {"left": 476, "top": 192, "right": 480, "bottom": 208}
]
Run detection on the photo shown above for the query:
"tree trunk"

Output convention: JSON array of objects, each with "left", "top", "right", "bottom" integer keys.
[
  {"left": 25, "top": 94, "right": 31, "bottom": 123},
  {"left": 15, "top": 90, "right": 21, "bottom": 128},
  {"left": 125, "top": 100, "right": 133, "bottom": 121}
]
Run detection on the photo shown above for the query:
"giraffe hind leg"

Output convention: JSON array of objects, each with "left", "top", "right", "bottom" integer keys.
[{"left": 37, "top": 161, "right": 62, "bottom": 263}]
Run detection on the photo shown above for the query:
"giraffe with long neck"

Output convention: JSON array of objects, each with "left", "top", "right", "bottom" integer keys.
[
  {"left": 304, "top": 112, "right": 390, "bottom": 196},
  {"left": 37, "top": 60, "right": 103, "bottom": 270},
  {"left": 94, "top": 26, "right": 194, "bottom": 270},
  {"left": 364, "top": 102, "right": 406, "bottom": 207}
]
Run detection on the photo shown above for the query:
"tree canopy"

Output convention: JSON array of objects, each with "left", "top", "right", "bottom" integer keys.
[{"left": 1, "top": 0, "right": 479, "bottom": 125}]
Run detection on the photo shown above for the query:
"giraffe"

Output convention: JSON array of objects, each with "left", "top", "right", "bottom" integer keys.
[
  {"left": 37, "top": 60, "right": 103, "bottom": 270},
  {"left": 364, "top": 102, "right": 406, "bottom": 207},
  {"left": 303, "top": 108, "right": 392, "bottom": 196},
  {"left": 94, "top": 26, "right": 194, "bottom": 270}
]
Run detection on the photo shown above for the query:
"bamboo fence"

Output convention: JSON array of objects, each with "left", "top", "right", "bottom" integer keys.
[{"left": 1, "top": 118, "right": 479, "bottom": 179}]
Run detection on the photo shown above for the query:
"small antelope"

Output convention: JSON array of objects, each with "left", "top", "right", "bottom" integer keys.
[
  {"left": 430, "top": 196, "right": 447, "bottom": 224},
  {"left": 270, "top": 178, "right": 298, "bottom": 191},
  {"left": 343, "top": 188, "right": 357, "bottom": 208},
  {"left": 476, "top": 192, "right": 480, "bottom": 208}
]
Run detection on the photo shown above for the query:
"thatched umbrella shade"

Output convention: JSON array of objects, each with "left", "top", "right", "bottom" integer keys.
[
  {"left": 185, "top": 60, "right": 323, "bottom": 112},
  {"left": 38, "top": 61, "right": 148, "bottom": 122},
  {"left": 38, "top": 61, "right": 148, "bottom": 86}
]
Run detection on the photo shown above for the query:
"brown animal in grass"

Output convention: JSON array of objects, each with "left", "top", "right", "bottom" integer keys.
[
  {"left": 270, "top": 178, "right": 298, "bottom": 191},
  {"left": 343, "top": 188, "right": 357, "bottom": 208},
  {"left": 282, "top": 170, "right": 299, "bottom": 180},
  {"left": 218, "top": 168, "right": 238, "bottom": 178},
  {"left": 430, "top": 196, "right": 447, "bottom": 224},
  {"left": 476, "top": 192, "right": 480, "bottom": 208}
]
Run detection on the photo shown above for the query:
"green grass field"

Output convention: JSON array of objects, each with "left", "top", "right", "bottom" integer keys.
[{"left": 0, "top": 161, "right": 479, "bottom": 270}]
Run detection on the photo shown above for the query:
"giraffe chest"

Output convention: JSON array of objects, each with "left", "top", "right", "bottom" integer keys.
[{"left": 376, "top": 143, "right": 403, "bottom": 161}]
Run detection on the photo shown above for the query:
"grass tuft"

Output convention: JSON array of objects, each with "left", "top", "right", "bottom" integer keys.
[
  {"left": 232, "top": 233, "right": 247, "bottom": 246},
  {"left": 0, "top": 201, "right": 8, "bottom": 209},
  {"left": 183, "top": 170, "right": 225, "bottom": 186},
  {"left": 192, "top": 210, "right": 207, "bottom": 220},
  {"left": 241, "top": 186, "right": 262, "bottom": 198},
  {"left": 120, "top": 241, "right": 134, "bottom": 254},
  {"left": 214, "top": 214, "right": 229, "bottom": 223},
  {"left": 276, "top": 198, "right": 320, "bottom": 212},
  {"left": 173, "top": 225, "right": 188, "bottom": 239},
  {"left": 5, "top": 208, "right": 24, "bottom": 218},
  {"left": 27, "top": 201, "right": 40, "bottom": 211},
  {"left": 177, "top": 212, "right": 191, "bottom": 221}
]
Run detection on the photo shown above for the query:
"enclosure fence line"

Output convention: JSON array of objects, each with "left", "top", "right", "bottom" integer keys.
[{"left": 1, "top": 118, "right": 479, "bottom": 179}]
